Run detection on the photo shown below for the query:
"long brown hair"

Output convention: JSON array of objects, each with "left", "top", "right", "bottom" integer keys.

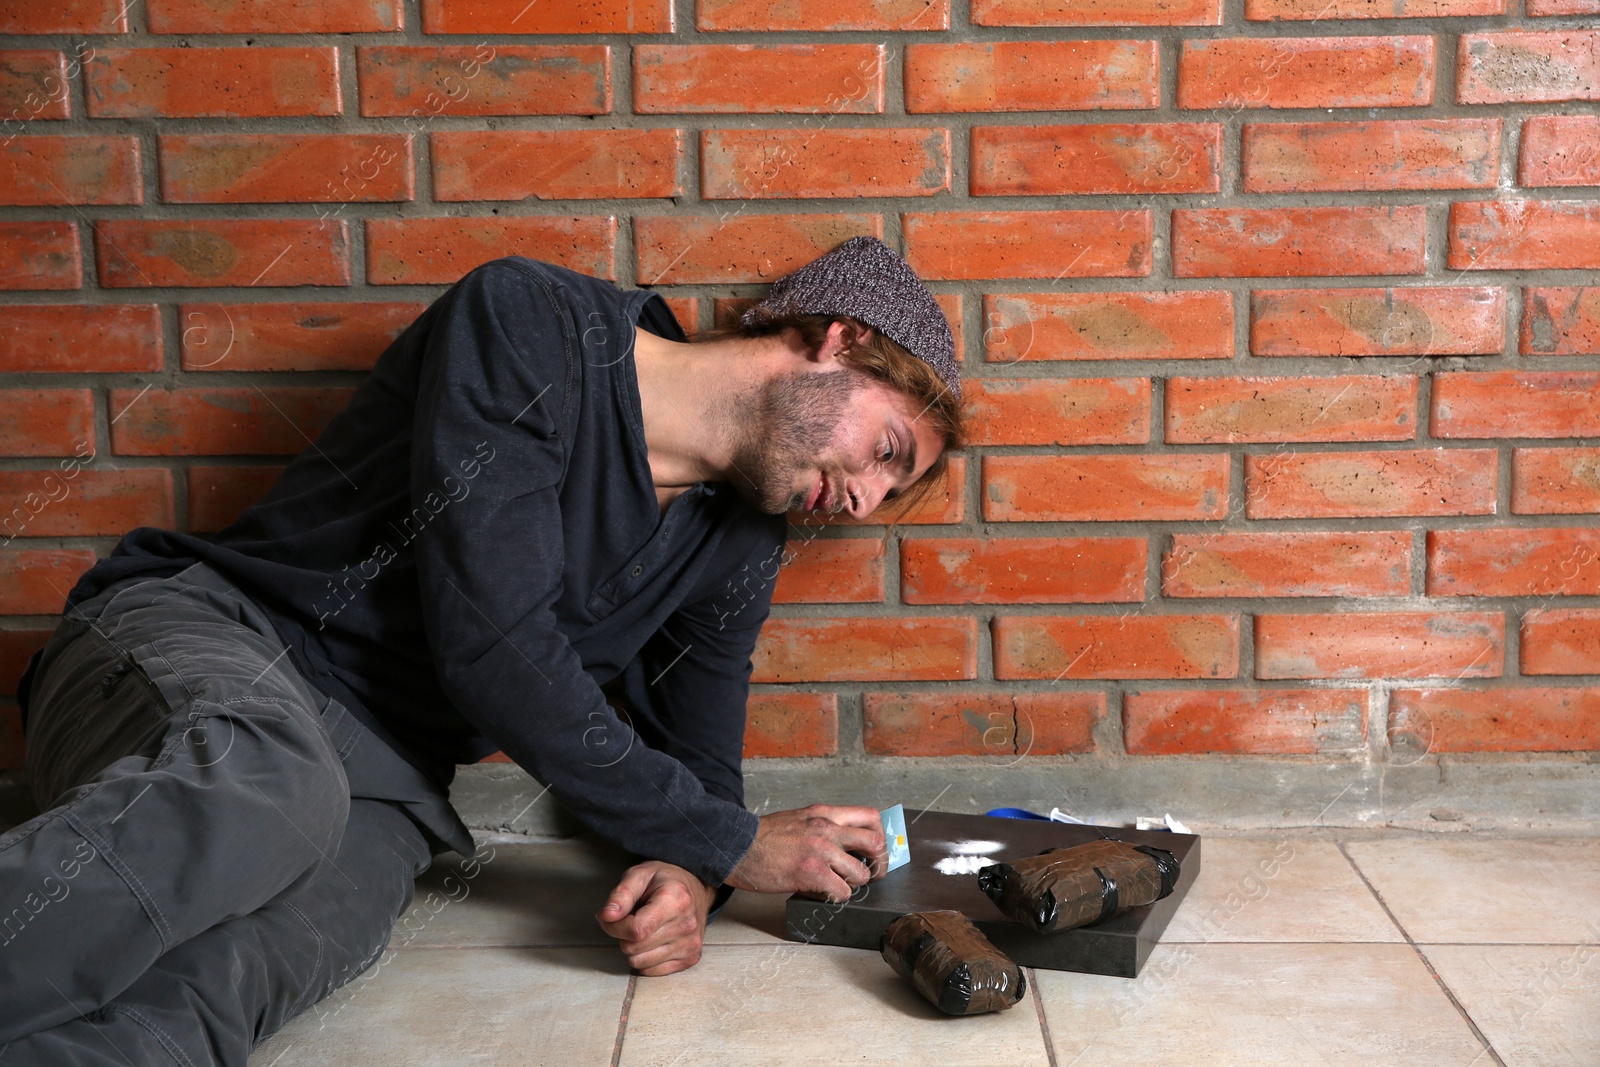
[{"left": 695, "top": 312, "right": 966, "bottom": 517}]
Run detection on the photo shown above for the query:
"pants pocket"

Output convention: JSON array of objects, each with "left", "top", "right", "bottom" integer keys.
[{"left": 24, "top": 622, "right": 173, "bottom": 812}]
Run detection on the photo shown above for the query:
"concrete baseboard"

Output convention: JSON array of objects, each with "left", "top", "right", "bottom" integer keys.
[{"left": 447, "top": 754, "right": 1600, "bottom": 840}]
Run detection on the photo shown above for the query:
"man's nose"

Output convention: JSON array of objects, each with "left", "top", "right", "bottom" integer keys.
[{"left": 844, "top": 473, "right": 888, "bottom": 520}]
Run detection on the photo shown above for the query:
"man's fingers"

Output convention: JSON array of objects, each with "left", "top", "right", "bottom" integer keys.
[
  {"left": 620, "top": 893, "right": 703, "bottom": 972},
  {"left": 831, "top": 823, "right": 886, "bottom": 862},
  {"left": 604, "top": 898, "right": 670, "bottom": 944},
  {"left": 808, "top": 804, "right": 883, "bottom": 832},
  {"left": 601, "top": 913, "right": 642, "bottom": 941},
  {"left": 598, "top": 862, "right": 711, "bottom": 976},
  {"left": 732, "top": 803, "right": 894, "bottom": 897},
  {"left": 596, "top": 866, "right": 657, "bottom": 930},
  {"left": 619, "top": 887, "right": 686, "bottom": 949},
  {"left": 802, "top": 812, "right": 885, "bottom": 880},
  {"left": 636, "top": 957, "right": 697, "bottom": 977},
  {"left": 797, "top": 808, "right": 886, "bottom": 897},
  {"left": 838, "top": 858, "right": 870, "bottom": 889},
  {"left": 629, "top": 942, "right": 701, "bottom": 976},
  {"left": 623, "top": 929, "right": 693, "bottom": 967},
  {"left": 800, "top": 865, "right": 856, "bottom": 904},
  {"left": 845, "top": 851, "right": 877, "bottom": 884},
  {"left": 611, "top": 877, "right": 704, "bottom": 948}
]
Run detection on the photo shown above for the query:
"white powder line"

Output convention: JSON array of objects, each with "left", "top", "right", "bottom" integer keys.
[{"left": 934, "top": 855, "right": 999, "bottom": 876}]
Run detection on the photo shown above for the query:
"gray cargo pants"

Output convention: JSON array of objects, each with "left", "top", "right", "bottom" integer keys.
[{"left": 0, "top": 562, "right": 444, "bottom": 1064}]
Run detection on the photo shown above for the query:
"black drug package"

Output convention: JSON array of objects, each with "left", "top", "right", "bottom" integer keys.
[
  {"left": 880, "top": 910, "right": 1026, "bottom": 1016},
  {"left": 978, "top": 840, "right": 1180, "bottom": 935}
]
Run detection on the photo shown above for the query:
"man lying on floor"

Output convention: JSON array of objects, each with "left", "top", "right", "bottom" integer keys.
[{"left": 1, "top": 235, "right": 966, "bottom": 1064}]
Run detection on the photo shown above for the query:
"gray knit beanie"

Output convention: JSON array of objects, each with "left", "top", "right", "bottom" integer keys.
[{"left": 741, "top": 235, "right": 960, "bottom": 402}]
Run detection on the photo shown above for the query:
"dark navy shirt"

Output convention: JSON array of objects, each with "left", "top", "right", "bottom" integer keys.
[{"left": 57, "top": 257, "right": 785, "bottom": 886}]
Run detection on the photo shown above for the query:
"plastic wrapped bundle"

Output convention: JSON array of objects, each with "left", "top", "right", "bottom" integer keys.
[
  {"left": 880, "top": 910, "right": 1027, "bottom": 1016},
  {"left": 977, "top": 840, "right": 1180, "bottom": 935}
]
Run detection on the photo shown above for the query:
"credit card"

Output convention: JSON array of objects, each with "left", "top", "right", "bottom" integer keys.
[{"left": 881, "top": 803, "right": 910, "bottom": 873}]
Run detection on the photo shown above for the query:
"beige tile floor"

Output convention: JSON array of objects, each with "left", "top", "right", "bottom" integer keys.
[{"left": 251, "top": 833, "right": 1600, "bottom": 1067}]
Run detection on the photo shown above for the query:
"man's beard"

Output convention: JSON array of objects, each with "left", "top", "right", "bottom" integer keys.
[{"left": 727, "top": 367, "right": 871, "bottom": 515}]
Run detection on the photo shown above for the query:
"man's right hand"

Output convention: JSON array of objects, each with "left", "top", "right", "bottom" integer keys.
[{"left": 724, "top": 804, "right": 887, "bottom": 902}]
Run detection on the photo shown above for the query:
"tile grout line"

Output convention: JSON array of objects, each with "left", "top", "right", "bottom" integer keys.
[
  {"left": 1161, "top": 939, "right": 1600, "bottom": 947},
  {"left": 1334, "top": 842, "right": 1509, "bottom": 1067},
  {"left": 610, "top": 974, "right": 637, "bottom": 1067},
  {"left": 1027, "top": 967, "right": 1059, "bottom": 1067}
]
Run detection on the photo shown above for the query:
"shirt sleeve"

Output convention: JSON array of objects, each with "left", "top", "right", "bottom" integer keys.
[
  {"left": 611, "top": 525, "right": 785, "bottom": 918},
  {"left": 613, "top": 524, "right": 786, "bottom": 809},
  {"left": 409, "top": 259, "right": 760, "bottom": 886}
]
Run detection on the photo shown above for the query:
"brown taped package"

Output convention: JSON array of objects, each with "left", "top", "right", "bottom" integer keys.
[
  {"left": 880, "top": 910, "right": 1027, "bottom": 1016},
  {"left": 977, "top": 840, "right": 1180, "bottom": 935}
]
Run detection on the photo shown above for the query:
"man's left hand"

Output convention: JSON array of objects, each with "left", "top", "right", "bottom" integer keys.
[{"left": 596, "top": 860, "right": 715, "bottom": 976}]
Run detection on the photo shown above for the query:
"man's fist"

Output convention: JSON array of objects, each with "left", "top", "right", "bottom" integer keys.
[
  {"left": 724, "top": 804, "right": 887, "bottom": 903},
  {"left": 596, "top": 861, "right": 715, "bottom": 976}
]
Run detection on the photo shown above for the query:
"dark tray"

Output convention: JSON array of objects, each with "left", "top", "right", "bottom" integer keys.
[{"left": 784, "top": 810, "right": 1200, "bottom": 978}]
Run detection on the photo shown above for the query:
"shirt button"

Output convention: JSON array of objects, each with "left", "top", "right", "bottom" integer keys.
[{"left": 631, "top": 565, "right": 643, "bottom": 577}]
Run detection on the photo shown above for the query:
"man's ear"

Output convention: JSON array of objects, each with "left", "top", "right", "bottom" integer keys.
[{"left": 815, "top": 319, "right": 869, "bottom": 364}]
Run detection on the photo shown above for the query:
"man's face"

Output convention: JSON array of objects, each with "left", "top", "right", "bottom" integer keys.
[{"left": 729, "top": 362, "right": 945, "bottom": 519}]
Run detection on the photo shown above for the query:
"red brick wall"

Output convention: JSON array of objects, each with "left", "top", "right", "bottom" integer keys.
[{"left": 2, "top": 1, "right": 1598, "bottom": 781}]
